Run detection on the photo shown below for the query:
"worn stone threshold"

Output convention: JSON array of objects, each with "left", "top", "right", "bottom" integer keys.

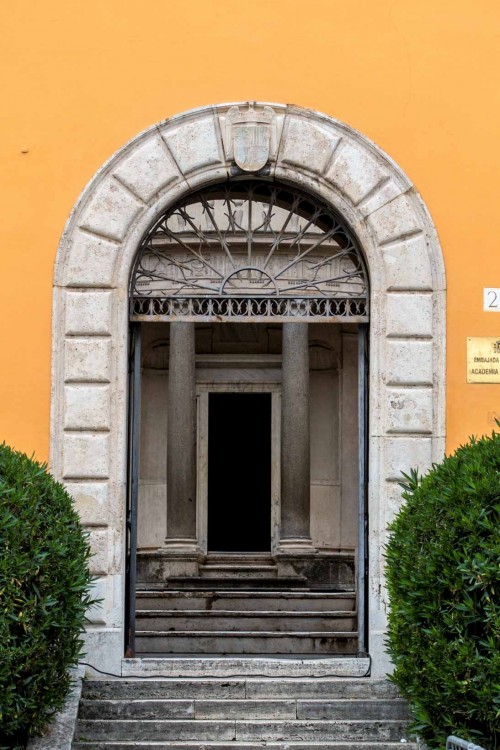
[{"left": 121, "top": 656, "right": 371, "bottom": 678}]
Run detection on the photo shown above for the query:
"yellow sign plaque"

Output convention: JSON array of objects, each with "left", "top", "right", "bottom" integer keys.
[{"left": 467, "top": 337, "right": 500, "bottom": 383}]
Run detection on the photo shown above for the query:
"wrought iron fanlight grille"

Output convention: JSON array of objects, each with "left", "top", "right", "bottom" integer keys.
[{"left": 130, "top": 180, "right": 369, "bottom": 321}]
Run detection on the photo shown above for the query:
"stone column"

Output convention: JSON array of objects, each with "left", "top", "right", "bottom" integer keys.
[
  {"left": 280, "top": 322, "right": 313, "bottom": 551},
  {"left": 165, "top": 321, "right": 198, "bottom": 552}
]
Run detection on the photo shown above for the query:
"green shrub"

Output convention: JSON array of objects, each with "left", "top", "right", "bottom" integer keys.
[
  {"left": 385, "top": 430, "right": 500, "bottom": 750},
  {"left": 0, "top": 443, "right": 95, "bottom": 748}
]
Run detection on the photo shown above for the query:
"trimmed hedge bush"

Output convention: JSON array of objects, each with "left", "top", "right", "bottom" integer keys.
[
  {"left": 385, "top": 430, "right": 500, "bottom": 750},
  {"left": 0, "top": 443, "right": 94, "bottom": 748}
]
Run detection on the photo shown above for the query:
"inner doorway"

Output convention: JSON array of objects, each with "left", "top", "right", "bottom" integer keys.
[{"left": 208, "top": 393, "right": 271, "bottom": 552}]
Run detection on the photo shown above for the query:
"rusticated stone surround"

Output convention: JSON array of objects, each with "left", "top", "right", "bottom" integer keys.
[{"left": 51, "top": 102, "right": 446, "bottom": 676}]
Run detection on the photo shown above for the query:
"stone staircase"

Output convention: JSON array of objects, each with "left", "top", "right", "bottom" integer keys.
[
  {"left": 135, "top": 551, "right": 358, "bottom": 656},
  {"left": 135, "top": 587, "right": 358, "bottom": 655},
  {"left": 72, "top": 673, "right": 418, "bottom": 748}
]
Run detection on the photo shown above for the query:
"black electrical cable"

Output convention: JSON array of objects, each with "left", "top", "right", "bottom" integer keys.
[{"left": 79, "top": 653, "right": 372, "bottom": 680}]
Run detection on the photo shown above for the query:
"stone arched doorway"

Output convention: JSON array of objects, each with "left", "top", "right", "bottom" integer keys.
[
  {"left": 51, "top": 102, "right": 445, "bottom": 676},
  {"left": 127, "top": 177, "right": 369, "bottom": 659}
]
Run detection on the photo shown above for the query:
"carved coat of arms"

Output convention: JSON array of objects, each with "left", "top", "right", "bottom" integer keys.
[{"left": 226, "top": 104, "right": 276, "bottom": 172}]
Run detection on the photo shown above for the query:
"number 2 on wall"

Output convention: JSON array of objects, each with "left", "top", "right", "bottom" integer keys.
[{"left": 484, "top": 288, "right": 500, "bottom": 311}]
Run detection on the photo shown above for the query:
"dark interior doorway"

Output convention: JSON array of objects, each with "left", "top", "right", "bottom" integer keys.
[{"left": 208, "top": 393, "right": 271, "bottom": 552}]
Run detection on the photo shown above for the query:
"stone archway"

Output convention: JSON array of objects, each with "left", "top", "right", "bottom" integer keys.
[{"left": 51, "top": 102, "right": 445, "bottom": 675}]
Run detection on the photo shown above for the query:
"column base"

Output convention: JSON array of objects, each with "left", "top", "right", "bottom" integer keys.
[
  {"left": 163, "top": 537, "right": 199, "bottom": 554},
  {"left": 136, "top": 541, "right": 202, "bottom": 580},
  {"left": 278, "top": 537, "right": 315, "bottom": 554},
  {"left": 276, "top": 538, "right": 316, "bottom": 579},
  {"left": 161, "top": 538, "right": 200, "bottom": 577}
]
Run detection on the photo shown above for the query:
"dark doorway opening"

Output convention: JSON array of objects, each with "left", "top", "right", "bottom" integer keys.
[{"left": 208, "top": 393, "right": 271, "bottom": 552}]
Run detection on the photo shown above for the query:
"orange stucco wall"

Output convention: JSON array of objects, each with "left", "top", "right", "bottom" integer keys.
[{"left": 0, "top": 0, "right": 499, "bottom": 461}]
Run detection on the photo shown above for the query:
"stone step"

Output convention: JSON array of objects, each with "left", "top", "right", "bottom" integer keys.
[
  {"left": 245, "top": 678, "right": 400, "bottom": 700},
  {"left": 296, "top": 699, "right": 409, "bottom": 720},
  {"left": 135, "top": 631, "right": 358, "bottom": 655},
  {"left": 83, "top": 679, "right": 246, "bottom": 700},
  {"left": 199, "top": 564, "right": 278, "bottom": 578},
  {"left": 82, "top": 677, "right": 396, "bottom": 701},
  {"left": 121, "top": 656, "right": 370, "bottom": 678},
  {"left": 202, "top": 554, "right": 275, "bottom": 564},
  {"left": 78, "top": 698, "right": 294, "bottom": 720},
  {"left": 73, "top": 719, "right": 410, "bottom": 743},
  {"left": 73, "top": 744, "right": 419, "bottom": 750},
  {"left": 136, "top": 590, "right": 356, "bottom": 612},
  {"left": 78, "top": 698, "right": 408, "bottom": 722},
  {"left": 137, "top": 554, "right": 356, "bottom": 589},
  {"left": 79, "top": 698, "right": 195, "bottom": 720},
  {"left": 163, "top": 576, "right": 308, "bottom": 589},
  {"left": 135, "top": 610, "right": 357, "bottom": 632},
  {"left": 82, "top": 678, "right": 397, "bottom": 702}
]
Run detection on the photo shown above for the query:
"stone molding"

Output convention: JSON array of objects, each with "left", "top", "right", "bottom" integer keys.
[{"left": 51, "top": 102, "right": 446, "bottom": 676}]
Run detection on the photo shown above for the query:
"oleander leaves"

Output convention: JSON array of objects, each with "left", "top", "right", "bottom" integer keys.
[
  {"left": 385, "top": 430, "right": 500, "bottom": 750},
  {"left": 0, "top": 443, "right": 95, "bottom": 747}
]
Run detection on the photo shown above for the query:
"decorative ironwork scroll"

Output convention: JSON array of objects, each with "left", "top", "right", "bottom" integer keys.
[{"left": 130, "top": 180, "right": 369, "bottom": 321}]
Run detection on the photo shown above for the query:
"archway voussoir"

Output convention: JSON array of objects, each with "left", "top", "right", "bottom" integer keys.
[
  {"left": 277, "top": 111, "right": 343, "bottom": 178},
  {"left": 326, "top": 140, "right": 407, "bottom": 217},
  {"left": 113, "top": 134, "right": 184, "bottom": 204},
  {"left": 79, "top": 177, "right": 146, "bottom": 244},
  {"left": 367, "top": 191, "right": 423, "bottom": 247},
  {"left": 379, "top": 234, "right": 433, "bottom": 291},
  {"left": 159, "top": 113, "right": 228, "bottom": 181},
  {"left": 64, "top": 230, "right": 120, "bottom": 288}
]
